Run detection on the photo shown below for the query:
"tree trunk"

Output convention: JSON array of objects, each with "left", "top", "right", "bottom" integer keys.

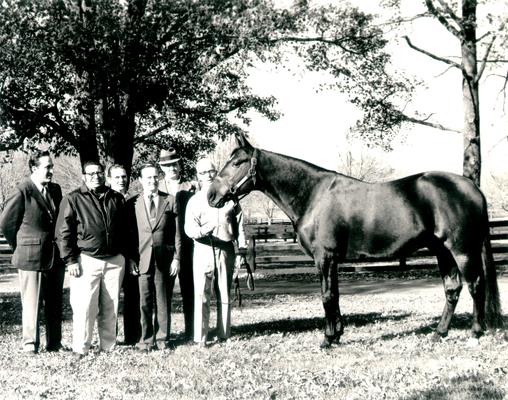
[
  {"left": 461, "top": 0, "right": 481, "bottom": 187},
  {"left": 101, "top": 93, "right": 136, "bottom": 175},
  {"left": 76, "top": 72, "right": 99, "bottom": 168},
  {"left": 110, "top": 111, "right": 135, "bottom": 176}
]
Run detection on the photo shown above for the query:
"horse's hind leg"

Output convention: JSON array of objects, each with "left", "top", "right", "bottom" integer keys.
[
  {"left": 433, "top": 247, "right": 463, "bottom": 341},
  {"left": 316, "top": 251, "right": 343, "bottom": 348},
  {"left": 463, "top": 253, "right": 486, "bottom": 338}
]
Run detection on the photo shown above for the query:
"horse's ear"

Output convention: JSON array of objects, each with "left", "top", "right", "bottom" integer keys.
[{"left": 234, "top": 132, "right": 253, "bottom": 150}]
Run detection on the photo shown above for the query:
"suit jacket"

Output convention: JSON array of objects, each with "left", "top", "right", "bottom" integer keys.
[
  {"left": 127, "top": 191, "right": 181, "bottom": 274},
  {"left": 0, "top": 179, "right": 62, "bottom": 271},
  {"left": 159, "top": 178, "right": 196, "bottom": 254}
]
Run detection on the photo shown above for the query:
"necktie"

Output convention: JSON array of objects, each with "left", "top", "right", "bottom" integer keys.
[
  {"left": 149, "top": 194, "right": 156, "bottom": 219},
  {"left": 41, "top": 186, "right": 54, "bottom": 214}
]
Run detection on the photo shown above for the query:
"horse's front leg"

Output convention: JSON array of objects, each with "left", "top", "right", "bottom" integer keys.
[{"left": 316, "top": 252, "right": 343, "bottom": 348}]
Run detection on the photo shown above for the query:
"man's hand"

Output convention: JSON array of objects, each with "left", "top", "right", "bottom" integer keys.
[
  {"left": 198, "top": 223, "right": 215, "bottom": 239},
  {"left": 67, "top": 262, "right": 82, "bottom": 278},
  {"left": 170, "top": 259, "right": 180, "bottom": 276},
  {"left": 128, "top": 259, "right": 140, "bottom": 276}
]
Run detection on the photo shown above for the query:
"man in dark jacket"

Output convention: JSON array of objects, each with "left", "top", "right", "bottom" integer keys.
[
  {"left": 0, "top": 151, "right": 65, "bottom": 354},
  {"left": 127, "top": 163, "right": 181, "bottom": 351},
  {"left": 107, "top": 164, "right": 141, "bottom": 346},
  {"left": 158, "top": 148, "right": 196, "bottom": 340},
  {"left": 56, "top": 161, "right": 127, "bottom": 359}
]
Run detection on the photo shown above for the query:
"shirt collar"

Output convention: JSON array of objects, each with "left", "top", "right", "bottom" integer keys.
[
  {"left": 145, "top": 191, "right": 158, "bottom": 200},
  {"left": 30, "top": 176, "right": 46, "bottom": 193}
]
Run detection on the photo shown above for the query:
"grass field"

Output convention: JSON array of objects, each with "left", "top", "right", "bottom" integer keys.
[{"left": 0, "top": 269, "right": 507, "bottom": 400}]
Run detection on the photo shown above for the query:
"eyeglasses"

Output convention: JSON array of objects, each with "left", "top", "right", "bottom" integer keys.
[
  {"left": 198, "top": 170, "right": 216, "bottom": 176},
  {"left": 85, "top": 171, "right": 105, "bottom": 177}
]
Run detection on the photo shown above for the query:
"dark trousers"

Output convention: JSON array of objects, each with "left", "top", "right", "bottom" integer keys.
[
  {"left": 138, "top": 259, "right": 176, "bottom": 349},
  {"left": 18, "top": 263, "right": 65, "bottom": 351},
  {"left": 178, "top": 249, "right": 194, "bottom": 339},
  {"left": 122, "top": 272, "right": 141, "bottom": 345}
]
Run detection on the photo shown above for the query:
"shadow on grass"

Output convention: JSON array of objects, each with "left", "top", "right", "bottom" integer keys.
[
  {"left": 232, "top": 311, "right": 412, "bottom": 338},
  {"left": 402, "top": 374, "right": 505, "bottom": 400},
  {"left": 0, "top": 289, "right": 72, "bottom": 326},
  {"left": 232, "top": 310, "right": 508, "bottom": 342},
  {"left": 377, "top": 312, "right": 508, "bottom": 342}
]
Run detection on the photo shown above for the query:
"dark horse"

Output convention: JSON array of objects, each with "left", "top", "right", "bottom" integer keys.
[{"left": 207, "top": 133, "right": 503, "bottom": 348}]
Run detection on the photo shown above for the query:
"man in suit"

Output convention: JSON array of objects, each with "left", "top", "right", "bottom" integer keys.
[
  {"left": 0, "top": 151, "right": 65, "bottom": 354},
  {"left": 56, "top": 161, "right": 127, "bottom": 360},
  {"left": 158, "top": 148, "right": 196, "bottom": 340},
  {"left": 107, "top": 164, "right": 141, "bottom": 346},
  {"left": 127, "top": 163, "right": 181, "bottom": 351}
]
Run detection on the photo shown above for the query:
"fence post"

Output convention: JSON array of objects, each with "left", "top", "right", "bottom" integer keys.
[{"left": 248, "top": 237, "right": 256, "bottom": 271}]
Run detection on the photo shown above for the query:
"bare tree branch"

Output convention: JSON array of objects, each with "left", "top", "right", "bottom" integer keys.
[
  {"left": 375, "top": 12, "right": 430, "bottom": 28},
  {"left": 404, "top": 36, "right": 462, "bottom": 70},
  {"left": 134, "top": 122, "right": 172, "bottom": 144},
  {"left": 401, "top": 113, "right": 461, "bottom": 133},
  {"left": 435, "top": 0, "right": 460, "bottom": 23},
  {"left": 435, "top": 64, "right": 456, "bottom": 78},
  {"left": 424, "top": 0, "right": 462, "bottom": 38},
  {"left": 268, "top": 36, "right": 369, "bottom": 55},
  {"left": 476, "top": 34, "right": 497, "bottom": 83},
  {"left": 476, "top": 31, "right": 491, "bottom": 43}
]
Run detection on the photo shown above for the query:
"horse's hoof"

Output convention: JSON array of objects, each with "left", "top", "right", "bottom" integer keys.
[
  {"left": 320, "top": 338, "right": 331, "bottom": 349},
  {"left": 466, "top": 337, "right": 480, "bottom": 348},
  {"left": 431, "top": 331, "right": 447, "bottom": 342}
]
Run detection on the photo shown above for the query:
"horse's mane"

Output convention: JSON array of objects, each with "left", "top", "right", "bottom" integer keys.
[{"left": 260, "top": 147, "right": 363, "bottom": 182}]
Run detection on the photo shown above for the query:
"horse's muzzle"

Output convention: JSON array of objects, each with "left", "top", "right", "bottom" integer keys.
[{"left": 207, "top": 182, "right": 226, "bottom": 208}]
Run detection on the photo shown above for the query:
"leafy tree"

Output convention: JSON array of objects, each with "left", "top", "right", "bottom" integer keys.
[{"left": 0, "top": 0, "right": 409, "bottom": 175}]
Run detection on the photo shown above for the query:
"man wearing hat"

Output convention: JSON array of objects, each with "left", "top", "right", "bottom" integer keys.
[{"left": 159, "top": 148, "right": 196, "bottom": 340}]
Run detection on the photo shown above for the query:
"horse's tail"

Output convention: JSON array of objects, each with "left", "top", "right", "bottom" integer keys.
[{"left": 482, "top": 233, "right": 504, "bottom": 329}]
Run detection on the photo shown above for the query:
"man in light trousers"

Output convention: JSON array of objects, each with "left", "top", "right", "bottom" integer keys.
[
  {"left": 185, "top": 158, "right": 247, "bottom": 346},
  {"left": 56, "top": 161, "right": 128, "bottom": 360},
  {"left": 0, "top": 151, "right": 65, "bottom": 354}
]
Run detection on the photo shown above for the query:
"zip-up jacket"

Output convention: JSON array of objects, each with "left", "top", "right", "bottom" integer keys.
[{"left": 56, "top": 184, "right": 127, "bottom": 265}]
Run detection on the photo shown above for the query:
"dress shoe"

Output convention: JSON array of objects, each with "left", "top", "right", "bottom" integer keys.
[
  {"left": 46, "top": 344, "right": 63, "bottom": 352},
  {"left": 137, "top": 348, "right": 149, "bottom": 354},
  {"left": 135, "top": 345, "right": 150, "bottom": 353},
  {"left": 22, "top": 346, "right": 38, "bottom": 355},
  {"left": 71, "top": 352, "right": 84, "bottom": 362}
]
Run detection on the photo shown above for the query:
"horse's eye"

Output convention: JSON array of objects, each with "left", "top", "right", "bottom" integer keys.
[{"left": 232, "top": 160, "right": 242, "bottom": 167}]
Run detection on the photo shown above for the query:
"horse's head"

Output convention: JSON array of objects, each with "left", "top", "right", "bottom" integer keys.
[{"left": 208, "top": 133, "right": 258, "bottom": 208}]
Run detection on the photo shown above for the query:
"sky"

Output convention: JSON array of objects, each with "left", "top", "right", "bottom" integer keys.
[{"left": 240, "top": 0, "right": 508, "bottom": 180}]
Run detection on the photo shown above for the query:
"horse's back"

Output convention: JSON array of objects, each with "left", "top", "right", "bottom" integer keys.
[{"left": 299, "top": 171, "right": 487, "bottom": 259}]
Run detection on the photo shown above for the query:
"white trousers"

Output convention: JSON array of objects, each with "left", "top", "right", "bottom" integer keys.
[
  {"left": 70, "top": 253, "right": 125, "bottom": 354},
  {"left": 193, "top": 242, "right": 235, "bottom": 343}
]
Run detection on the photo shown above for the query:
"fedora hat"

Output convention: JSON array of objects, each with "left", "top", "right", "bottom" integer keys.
[{"left": 159, "top": 148, "right": 181, "bottom": 165}]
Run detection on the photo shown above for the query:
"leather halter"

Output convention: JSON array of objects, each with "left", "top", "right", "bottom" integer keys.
[{"left": 227, "top": 152, "right": 257, "bottom": 202}]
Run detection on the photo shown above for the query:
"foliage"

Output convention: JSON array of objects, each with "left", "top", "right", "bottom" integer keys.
[
  {"left": 0, "top": 0, "right": 412, "bottom": 172},
  {"left": 0, "top": 270, "right": 507, "bottom": 399}
]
